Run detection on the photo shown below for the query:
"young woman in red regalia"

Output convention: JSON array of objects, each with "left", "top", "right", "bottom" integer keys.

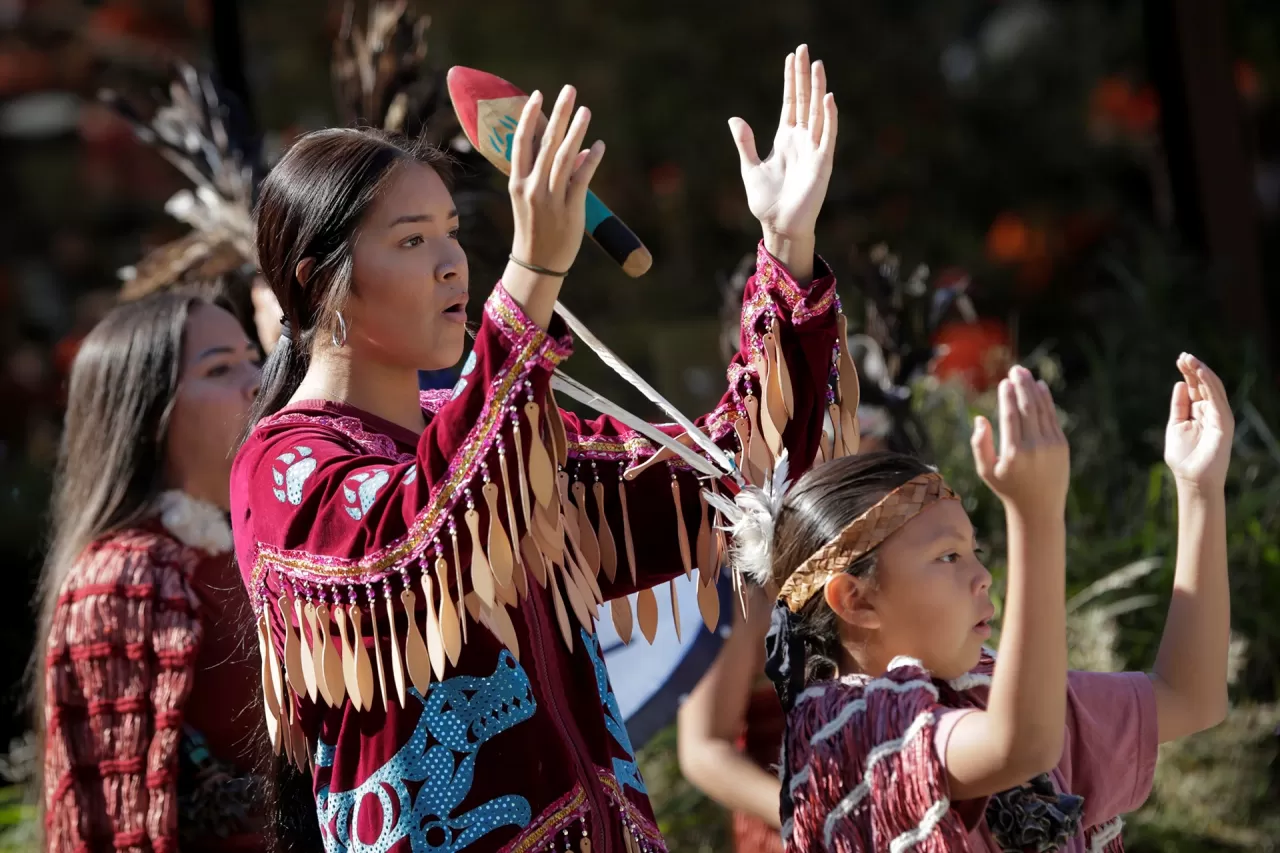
[
  {"left": 37, "top": 292, "right": 265, "bottom": 852},
  {"left": 231, "top": 46, "right": 857, "bottom": 853}
]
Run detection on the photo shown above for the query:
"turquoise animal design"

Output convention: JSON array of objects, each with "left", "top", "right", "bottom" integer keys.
[
  {"left": 582, "top": 628, "right": 646, "bottom": 794},
  {"left": 316, "top": 652, "right": 537, "bottom": 853}
]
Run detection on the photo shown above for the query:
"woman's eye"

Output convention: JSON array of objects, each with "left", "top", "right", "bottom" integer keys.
[
  {"left": 402, "top": 235, "right": 424, "bottom": 248},
  {"left": 206, "top": 364, "right": 231, "bottom": 378},
  {"left": 939, "top": 552, "right": 960, "bottom": 564},
  {"left": 448, "top": 228, "right": 460, "bottom": 241}
]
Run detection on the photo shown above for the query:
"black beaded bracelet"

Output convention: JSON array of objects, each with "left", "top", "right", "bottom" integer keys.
[{"left": 508, "top": 254, "right": 569, "bottom": 278}]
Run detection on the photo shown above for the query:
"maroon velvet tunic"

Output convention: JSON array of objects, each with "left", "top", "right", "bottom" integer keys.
[{"left": 230, "top": 243, "right": 839, "bottom": 853}]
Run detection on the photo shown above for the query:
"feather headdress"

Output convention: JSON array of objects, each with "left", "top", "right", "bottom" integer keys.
[
  {"left": 332, "top": 0, "right": 437, "bottom": 134},
  {"left": 104, "top": 63, "right": 258, "bottom": 299}
]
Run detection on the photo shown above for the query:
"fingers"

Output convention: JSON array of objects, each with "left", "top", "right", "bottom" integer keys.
[
  {"left": 1035, "top": 380, "right": 1062, "bottom": 441},
  {"left": 510, "top": 91, "right": 544, "bottom": 180},
  {"left": 997, "top": 378, "right": 1020, "bottom": 459},
  {"left": 795, "top": 45, "right": 811, "bottom": 129},
  {"left": 1011, "top": 367, "right": 1042, "bottom": 443},
  {"left": 971, "top": 416, "right": 997, "bottom": 481},
  {"left": 549, "top": 105, "right": 592, "bottom": 196},
  {"left": 728, "top": 117, "right": 761, "bottom": 169},
  {"left": 532, "top": 85, "right": 577, "bottom": 188},
  {"left": 1177, "top": 352, "right": 1202, "bottom": 403},
  {"left": 807, "top": 60, "right": 827, "bottom": 143},
  {"left": 779, "top": 52, "right": 796, "bottom": 128},
  {"left": 819, "top": 93, "right": 838, "bottom": 155},
  {"left": 1184, "top": 352, "right": 1233, "bottom": 431},
  {"left": 566, "top": 140, "right": 606, "bottom": 206}
]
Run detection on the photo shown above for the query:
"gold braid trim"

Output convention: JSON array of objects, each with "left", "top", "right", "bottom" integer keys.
[{"left": 777, "top": 472, "right": 958, "bottom": 612}]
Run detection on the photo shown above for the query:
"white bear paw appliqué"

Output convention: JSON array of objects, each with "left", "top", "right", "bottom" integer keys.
[
  {"left": 343, "top": 468, "right": 392, "bottom": 521},
  {"left": 272, "top": 447, "right": 316, "bottom": 506}
]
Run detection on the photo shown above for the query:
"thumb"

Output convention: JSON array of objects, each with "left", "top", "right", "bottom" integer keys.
[
  {"left": 971, "top": 416, "right": 996, "bottom": 481},
  {"left": 1168, "top": 380, "right": 1191, "bottom": 426},
  {"left": 728, "top": 118, "right": 760, "bottom": 169}
]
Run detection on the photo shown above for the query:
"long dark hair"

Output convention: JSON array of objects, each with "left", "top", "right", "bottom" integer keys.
[
  {"left": 239, "top": 128, "right": 451, "bottom": 851},
  {"left": 245, "top": 127, "right": 452, "bottom": 434},
  {"left": 30, "top": 290, "right": 200, "bottom": 799}
]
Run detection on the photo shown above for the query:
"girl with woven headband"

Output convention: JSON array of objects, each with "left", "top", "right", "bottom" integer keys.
[{"left": 712, "top": 356, "right": 1233, "bottom": 852}]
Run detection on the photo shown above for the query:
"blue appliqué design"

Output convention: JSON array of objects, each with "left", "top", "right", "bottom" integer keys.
[
  {"left": 316, "top": 651, "right": 537, "bottom": 853},
  {"left": 487, "top": 115, "right": 518, "bottom": 164},
  {"left": 582, "top": 628, "right": 646, "bottom": 794}
]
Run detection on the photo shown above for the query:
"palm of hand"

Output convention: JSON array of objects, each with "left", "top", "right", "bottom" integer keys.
[
  {"left": 742, "top": 127, "right": 830, "bottom": 236},
  {"left": 1165, "top": 400, "right": 1229, "bottom": 483}
]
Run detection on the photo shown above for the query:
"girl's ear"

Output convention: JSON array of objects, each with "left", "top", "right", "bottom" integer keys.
[{"left": 824, "top": 573, "right": 881, "bottom": 631}]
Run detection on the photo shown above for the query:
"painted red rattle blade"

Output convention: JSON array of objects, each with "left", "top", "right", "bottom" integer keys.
[{"left": 448, "top": 66, "right": 652, "bottom": 278}]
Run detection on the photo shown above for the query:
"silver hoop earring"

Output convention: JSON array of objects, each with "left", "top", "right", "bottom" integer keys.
[{"left": 332, "top": 310, "right": 348, "bottom": 348}]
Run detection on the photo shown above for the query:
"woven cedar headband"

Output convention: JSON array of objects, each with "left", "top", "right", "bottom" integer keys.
[{"left": 776, "top": 471, "right": 958, "bottom": 613}]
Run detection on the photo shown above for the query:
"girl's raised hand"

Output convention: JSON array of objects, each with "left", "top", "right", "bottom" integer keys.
[
  {"left": 508, "top": 85, "right": 606, "bottom": 275},
  {"left": 971, "top": 365, "right": 1070, "bottom": 516},
  {"left": 1164, "top": 353, "right": 1233, "bottom": 492}
]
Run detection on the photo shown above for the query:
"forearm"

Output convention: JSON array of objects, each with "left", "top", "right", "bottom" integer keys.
[
  {"left": 679, "top": 741, "right": 783, "bottom": 828},
  {"left": 988, "top": 506, "right": 1067, "bottom": 769},
  {"left": 1151, "top": 486, "right": 1229, "bottom": 740}
]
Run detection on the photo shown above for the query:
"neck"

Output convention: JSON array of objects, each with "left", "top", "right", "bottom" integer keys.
[
  {"left": 293, "top": 346, "right": 426, "bottom": 435},
  {"left": 837, "top": 643, "right": 893, "bottom": 680}
]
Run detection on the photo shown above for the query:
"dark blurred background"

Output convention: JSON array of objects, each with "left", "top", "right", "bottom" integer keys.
[{"left": 2, "top": 1, "right": 1280, "bottom": 849}]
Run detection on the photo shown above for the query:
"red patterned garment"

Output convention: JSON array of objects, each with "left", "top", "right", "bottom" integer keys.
[
  {"left": 42, "top": 520, "right": 265, "bottom": 853},
  {"left": 230, "top": 243, "right": 841, "bottom": 853},
  {"left": 783, "top": 653, "right": 1157, "bottom": 853}
]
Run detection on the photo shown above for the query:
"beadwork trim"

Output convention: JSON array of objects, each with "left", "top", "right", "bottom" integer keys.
[
  {"left": 501, "top": 783, "right": 588, "bottom": 853},
  {"left": 265, "top": 412, "right": 414, "bottom": 463},
  {"left": 598, "top": 770, "right": 665, "bottom": 851}
]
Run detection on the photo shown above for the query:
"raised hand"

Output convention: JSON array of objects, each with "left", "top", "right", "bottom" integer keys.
[
  {"left": 971, "top": 365, "right": 1070, "bottom": 516},
  {"left": 508, "top": 85, "right": 606, "bottom": 276},
  {"left": 728, "top": 45, "right": 838, "bottom": 281},
  {"left": 1165, "top": 353, "right": 1234, "bottom": 492}
]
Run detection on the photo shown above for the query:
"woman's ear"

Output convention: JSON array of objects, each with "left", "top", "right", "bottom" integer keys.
[
  {"left": 824, "top": 573, "right": 881, "bottom": 631},
  {"left": 295, "top": 257, "right": 316, "bottom": 287}
]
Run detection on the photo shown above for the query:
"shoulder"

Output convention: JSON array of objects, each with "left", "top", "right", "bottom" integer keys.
[
  {"left": 49, "top": 527, "right": 200, "bottom": 655},
  {"left": 787, "top": 660, "right": 944, "bottom": 753},
  {"left": 60, "top": 527, "right": 194, "bottom": 599}
]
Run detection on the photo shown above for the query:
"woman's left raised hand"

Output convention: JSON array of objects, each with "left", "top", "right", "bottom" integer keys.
[{"left": 729, "top": 44, "right": 838, "bottom": 280}]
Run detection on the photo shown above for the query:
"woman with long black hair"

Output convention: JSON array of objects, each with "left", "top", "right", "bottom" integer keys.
[{"left": 36, "top": 292, "right": 264, "bottom": 853}]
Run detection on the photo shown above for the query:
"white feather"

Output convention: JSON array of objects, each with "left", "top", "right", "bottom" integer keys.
[
  {"left": 553, "top": 300, "right": 739, "bottom": 479},
  {"left": 550, "top": 372, "right": 725, "bottom": 479},
  {"left": 700, "top": 449, "right": 794, "bottom": 588}
]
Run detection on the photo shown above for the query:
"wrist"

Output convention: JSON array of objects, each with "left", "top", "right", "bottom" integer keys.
[
  {"left": 761, "top": 230, "right": 815, "bottom": 283},
  {"left": 1174, "top": 478, "right": 1226, "bottom": 505},
  {"left": 1002, "top": 498, "right": 1067, "bottom": 528}
]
